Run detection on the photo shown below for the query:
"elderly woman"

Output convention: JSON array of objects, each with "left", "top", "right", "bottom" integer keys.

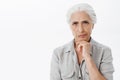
[{"left": 50, "top": 3, "right": 114, "bottom": 80}]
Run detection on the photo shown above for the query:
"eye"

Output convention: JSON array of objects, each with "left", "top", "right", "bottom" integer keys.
[
  {"left": 83, "top": 21, "right": 89, "bottom": 24},
  {"left": 72, "top": 22, "right": 78, "bottom": 25}
]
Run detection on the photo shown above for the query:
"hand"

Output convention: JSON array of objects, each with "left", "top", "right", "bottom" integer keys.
[{"left": 76, "top": 41, "right": 91, "bottom": 58}]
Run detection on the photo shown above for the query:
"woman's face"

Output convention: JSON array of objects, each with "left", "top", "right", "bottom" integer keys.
[{"left": 70, "top": 11, "right": 94, "bottom": 42}]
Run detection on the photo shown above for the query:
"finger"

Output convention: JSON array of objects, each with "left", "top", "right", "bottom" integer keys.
[{"left": 77, "top": 44, "right": 83, "bottom": 52}]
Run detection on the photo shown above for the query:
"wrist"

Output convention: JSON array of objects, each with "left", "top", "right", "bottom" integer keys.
[{"left": 84, "top": 53, "right": 91, "bottom": 60}]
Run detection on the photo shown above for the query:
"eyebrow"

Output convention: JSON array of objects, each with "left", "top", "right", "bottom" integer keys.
[
  {"left": 71, "top": 20, "right": 89, "bottom": 24},
  {"left": 82, "top": 20, "right": 89, "bottom": 23},
  {"left": 72, "top": 21, "right": 78, "bottom": 24}
]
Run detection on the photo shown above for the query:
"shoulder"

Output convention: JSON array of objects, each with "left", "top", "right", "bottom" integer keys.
[
  {"left": 91, "top": 39, "right": 111, "bottom": 51},
  {"left": 91, "top": 39, "right": 112, "bottom": 60},
  {"left": 52, "top": 40, "right": 73, "bottom": 58},
  {"left": 91, "top": 39, "right": 113, "bottom": 67}
]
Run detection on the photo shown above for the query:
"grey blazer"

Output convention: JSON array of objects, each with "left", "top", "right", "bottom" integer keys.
[{"left": 50, "top": 38, "right": 114, "bottom": 80}]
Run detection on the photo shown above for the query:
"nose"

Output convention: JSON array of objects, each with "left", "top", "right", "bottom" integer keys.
[{"left": 78, "top": 24, "right": 84, "bottom": 32}]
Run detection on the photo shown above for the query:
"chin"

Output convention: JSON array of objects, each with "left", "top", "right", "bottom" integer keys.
[{"left": 76, "top": 38, "right": 87, "bottom": 42}]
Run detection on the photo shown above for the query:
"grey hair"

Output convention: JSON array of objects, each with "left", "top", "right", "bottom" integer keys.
[{"left": 66, "top": 3, "right": 97, "bottom": 24}]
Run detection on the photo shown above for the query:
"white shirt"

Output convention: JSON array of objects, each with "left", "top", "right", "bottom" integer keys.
[{"left": 50, "top": 38, "right": 114, "bottom": 80}]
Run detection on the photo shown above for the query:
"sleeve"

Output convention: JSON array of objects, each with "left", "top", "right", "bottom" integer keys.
[
  {"left": 50, "top": 49, "right": 61, "bottom": 80},
  {"left": 100, "top": 47, "right": 114, "bottom": 80}
]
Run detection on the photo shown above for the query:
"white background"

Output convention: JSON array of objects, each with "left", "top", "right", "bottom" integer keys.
[{"left": 0, "top": 0, "right": 120, "bottom": 80}]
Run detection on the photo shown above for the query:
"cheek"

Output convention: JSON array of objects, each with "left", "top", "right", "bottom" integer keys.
[
  {"left": 71, "top": 30, "right": 78, "bottom": 38},
  {"left": 87, "top": 28, "right": 93, "bottom": 36},
  {"left": 87, "top": 26, "right": 93, "bottom": 33},
  {"left": 70, "top": 27, "right": 76, "bottom": 34}
]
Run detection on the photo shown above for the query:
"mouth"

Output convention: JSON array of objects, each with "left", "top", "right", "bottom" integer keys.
[{"left": 78, "top": 34, "right": 87, "bottom": 38}]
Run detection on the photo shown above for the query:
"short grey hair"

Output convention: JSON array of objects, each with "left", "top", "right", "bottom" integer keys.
[{"left": 66, "top": 3, "right": 97, "bottom": 24}]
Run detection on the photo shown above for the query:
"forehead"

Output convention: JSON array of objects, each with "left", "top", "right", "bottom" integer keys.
[{"left": 70, "top": 11, "right": 92, "bottom": 22}]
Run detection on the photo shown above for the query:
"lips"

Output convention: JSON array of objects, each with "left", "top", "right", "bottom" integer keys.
[{"left": 78, "top": 34, "right": 87, "bottom": 38}]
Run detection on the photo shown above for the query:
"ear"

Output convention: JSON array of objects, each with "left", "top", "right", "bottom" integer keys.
[
  {"left": 92, "top": 24, "right": 94, "bottom": 29},
  {"left": 69, "top": 24, "right": 72, "bottom": 30}
]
